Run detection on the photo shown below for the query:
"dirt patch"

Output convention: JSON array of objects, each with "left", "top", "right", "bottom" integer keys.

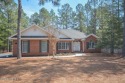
[{"left": 0, "top": 54, "right": 125, "bottom": 83}]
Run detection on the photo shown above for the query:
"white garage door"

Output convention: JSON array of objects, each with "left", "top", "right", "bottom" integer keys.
[{"left": 73, "top": 42, "right": 80, "bottom": 52}]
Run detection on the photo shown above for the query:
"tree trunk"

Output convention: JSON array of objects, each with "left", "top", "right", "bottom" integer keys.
[
  {"left": 93, "top": 0, "right": 96, "bottom": 35},
  {"left": 123, "top": 0, "right": 125, "bottom": 56},
  {"left": 110, "top": 26, "right": 114, "bottom": 54},
  {"left": 7, "top": 12, "right": 10, "bottom": 52},
  {"left": 110, "top": 0, "right": 114, "bottom": 54},
  {"left": 17, "top": 0, "right": 22, "bottom": 59},
  {"left": 93, "top": 9, "right": 96, "bottom": 35}
]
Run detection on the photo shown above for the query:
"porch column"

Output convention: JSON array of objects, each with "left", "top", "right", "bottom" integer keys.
[
  {"left": 71, "top": 41, "right": 73, "bottom": 52},
  {"left": 82, "top": 40, "right": 84, "bottom": 52}
]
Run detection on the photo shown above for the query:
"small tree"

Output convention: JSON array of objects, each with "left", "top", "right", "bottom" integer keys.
[{"left": 46, "top": 26, "right": 59, "bottom": 57}]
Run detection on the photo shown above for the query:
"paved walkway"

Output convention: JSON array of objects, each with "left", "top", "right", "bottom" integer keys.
[
  {"left": 55, "top": 53, "right": 86, "bottom": 58},
  {"left": 0, "top": 53, "right": 86, "bottom": 58},
  {"left": 20, "top": 53, "right": 87, "bottom": 59}
]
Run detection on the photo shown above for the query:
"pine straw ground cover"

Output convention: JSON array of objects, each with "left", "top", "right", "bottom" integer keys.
[{"left": 0, "top": 53, "right": 125, "bottom": 83}]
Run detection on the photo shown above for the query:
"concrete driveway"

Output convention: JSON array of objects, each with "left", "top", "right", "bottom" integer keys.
[{"left": 0, "top": 52, "right": 12, "bottom": 58}]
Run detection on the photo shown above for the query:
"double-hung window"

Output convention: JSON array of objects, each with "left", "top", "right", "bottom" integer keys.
[
  {"left": 40, "top": 41, "right": 48, "bottom": 52},
  {"left": 87, "top": 41, "right": 96, "bottom": 49},
  {"left": 22, "top": 40, "right": 29, "bottom": 53},
  {"left": 57, "top": 42, "right": 70, "bottom": 50}
]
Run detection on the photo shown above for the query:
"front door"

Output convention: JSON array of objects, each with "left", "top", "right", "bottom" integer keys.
[{"left": 73, "top": 42, "right": 80, "bottom": 52}]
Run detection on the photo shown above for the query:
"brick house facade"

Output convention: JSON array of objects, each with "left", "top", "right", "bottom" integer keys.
[{"left": 9, "top": 25, "right": 101, "bottom": 56}]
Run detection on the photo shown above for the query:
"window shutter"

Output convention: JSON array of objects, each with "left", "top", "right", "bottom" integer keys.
[
  {"left": 28, "top": 40, "right": 30, "bottom": 53},
  {"left": 56, "top": 42, "right": 58, "bottom": 51},
  {"left": 47, "top": 40, "right": 49, "bottom": 52},
  {"left": 68, "top": 42, "right": 70, "bottom": 50},
  {"left": 94, "top": 42, "right": 97, "bottom": 48},
  {"left": 87, "top": 42, "right": 89, "bottom": 49},
  {"left": 21, "top": 40, "right": 22, "bottom": 53},
  {"left": 92, "top": 42, "right": 94, "bottom": 48},
  {"left": 39, "top": 40, "right": 41, "bottom": 52}
]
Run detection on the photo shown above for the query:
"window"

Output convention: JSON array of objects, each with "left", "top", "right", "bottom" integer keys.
[
  {"left": 22, "top": 41, "right": 29, "bottom": 53},
  {"left": 41, "top": 41, "right": 48, "bottom": 52},
  {"left": 57, "top": 42, "right": 70, "bottom": 50},
  {"left": 87, "top": 41, "right": 96, "bottom": 49}
]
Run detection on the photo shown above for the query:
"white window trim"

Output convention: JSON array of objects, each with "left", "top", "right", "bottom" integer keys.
[
  {"left": 88, "top": 41, "right": 95, "bottom": 49},
  {"left": 58, "top": 42, "right": 69, "bottom": 50},
  {"left": 22, "top": 40, "right": 29, "bottom": 53},
  {"left": 41, "top": 41, "right": 48, "bottom": 52}
]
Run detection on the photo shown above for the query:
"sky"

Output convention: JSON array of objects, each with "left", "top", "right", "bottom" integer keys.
[{"left": 14, "top": 0, "right": 87, "bottom": 18}]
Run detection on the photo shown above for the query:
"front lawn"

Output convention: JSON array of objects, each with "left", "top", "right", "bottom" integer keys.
[{"left": 0, "top": 53, "right": 125, "bottom": 83}]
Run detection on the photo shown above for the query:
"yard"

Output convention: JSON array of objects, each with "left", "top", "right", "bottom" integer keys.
[{"left": 0, "top": 53, "right": 125, "bottom": 83}]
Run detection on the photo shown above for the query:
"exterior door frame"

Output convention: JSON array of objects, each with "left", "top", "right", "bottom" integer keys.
[{"left": 72, "top": 41, "right": 81, "bottom": 52}]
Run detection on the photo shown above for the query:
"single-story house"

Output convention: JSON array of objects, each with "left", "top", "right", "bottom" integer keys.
[{"left": 9, "top": 25, "right": 100, "bottom": 56}]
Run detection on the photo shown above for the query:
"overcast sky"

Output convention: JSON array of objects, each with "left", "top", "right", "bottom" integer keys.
[{"left": 14, "top": 0, "right": 87, "bottom": 17}]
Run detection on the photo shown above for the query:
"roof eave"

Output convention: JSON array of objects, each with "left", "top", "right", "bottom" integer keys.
[{"left": 86, "top": 34, "right": 99, "bottom": 38}]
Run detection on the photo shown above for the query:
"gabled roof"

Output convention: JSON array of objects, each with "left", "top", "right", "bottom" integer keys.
[
  {"left": 9, "top": 24, "right": 52, "bottom": 39},
  {"left": 85, "top": 34, "right": 99, "bottom": 38},
  {"left": 9, "top": 24, "right": 98, "bottom": 40}
]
